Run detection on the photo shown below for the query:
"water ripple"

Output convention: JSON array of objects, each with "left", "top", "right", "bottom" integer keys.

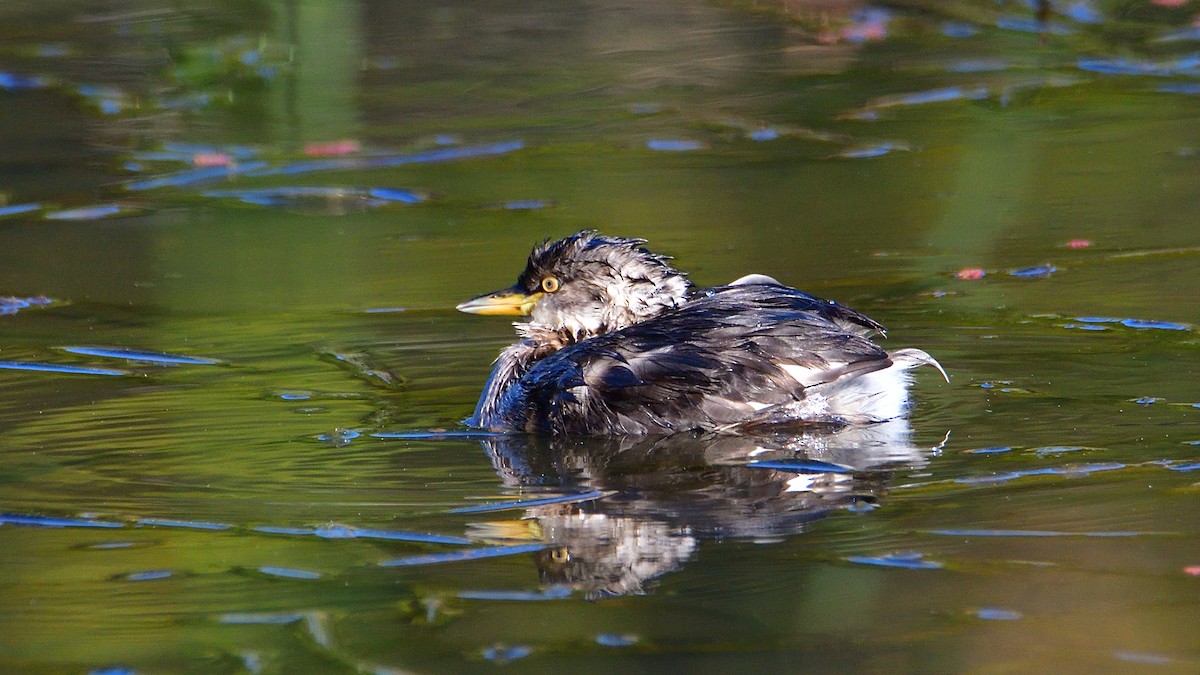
[
  {"left": 458, "top": 585, "right": 573, "bottom": 601},
  {"left": 927, "top": 529, "right": 1148, "bottom": 538},
  {"left": 258, "top": 566, "right": 322, "bottom": 580},
  {"left": 379, "top": 543, "right": 547, "bottom": 567},
  {"left": 0, "top": 295, "right": 53, "bottom": 315},
  {"left": 135, "top": 517, "right": 233, "bottom": 531},
  {"left": 845, "top": 552, "right": 943, "bottom": 570},
  {"left": 251, "top": 523, "right": 470, "bottom": 545},
  {"left": 448, "top": 490, "right": 608, "bottom": 514},
  {"left": 242, "top": 140, "right": 524, "bottom": 178},
  {"left": 0, "top": 513, "right": 124, "bottom": 528},
  {"left": 61, "top": 346, "right": 222, "bottom": 366},
  {"left": 0, "top": 361, "right": 129, "bottom": 376}
]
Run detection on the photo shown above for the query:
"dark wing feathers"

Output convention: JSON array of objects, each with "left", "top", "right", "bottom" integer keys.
[{"left": 512, "top": 284, "right": 891, "bottom": 434}]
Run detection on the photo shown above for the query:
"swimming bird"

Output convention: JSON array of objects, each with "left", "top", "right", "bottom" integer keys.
[{"left": 456, "top": 231, "right": 945, "bottom": 435}]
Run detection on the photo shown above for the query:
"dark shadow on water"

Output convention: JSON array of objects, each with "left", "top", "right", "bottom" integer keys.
[{"left": 475, "top": 421, "right": 937, "bottom": 598}]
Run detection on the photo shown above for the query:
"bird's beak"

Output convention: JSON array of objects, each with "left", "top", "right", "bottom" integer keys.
[{"left": 455, "top": 286, "right": 544, "bottom": 316}]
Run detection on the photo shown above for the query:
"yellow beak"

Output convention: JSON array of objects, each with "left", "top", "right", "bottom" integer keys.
[{"left": 455, "top": 286, "right": 544, "bottom": 316}]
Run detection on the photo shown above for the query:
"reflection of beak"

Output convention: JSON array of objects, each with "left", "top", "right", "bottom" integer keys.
[{"left": 455, "top": 285, "right": 544, "bottom": 316}]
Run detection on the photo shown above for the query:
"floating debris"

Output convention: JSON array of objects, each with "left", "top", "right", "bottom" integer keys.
[
  {"left": 61, "top": 346, "right": 222, "bottom": 366},
  {"left": 1064, "top": 238, "right": 1092, "bottom": 248},
  {"left": 1134, "top": 397, "right": 1162, "bottom": 406},
  {"left": 379, "top": 543, "right": 546, "bottom": 567},
  {"left": 955, "top": 267, "right": 986, "bottom": 280},
  {"left": 448, "top": 490, "right": 607, "bottom": 514},
  {"left": 0, "top": 361, "right": 129, "bottom": 376},
  {"left": 845, "top": 552, "right": 942, "bottom": 570}
]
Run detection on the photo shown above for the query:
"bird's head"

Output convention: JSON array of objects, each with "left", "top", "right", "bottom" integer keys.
[{"left": 456, "top": 231, "right": 692, "bottom": 345}]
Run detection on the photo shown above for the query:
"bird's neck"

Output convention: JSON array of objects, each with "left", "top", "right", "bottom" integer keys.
[{"left": 471, "top": 336, "right": 563, "bottom": 430}]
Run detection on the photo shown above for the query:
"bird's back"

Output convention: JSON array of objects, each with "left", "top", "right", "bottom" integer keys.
[{"left": 472, "top": 284, "right": 920, "bottom": 434}]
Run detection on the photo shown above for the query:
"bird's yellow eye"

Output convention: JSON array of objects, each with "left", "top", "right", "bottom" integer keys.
[{"left": 541, "top": 276, "right": 560, "bottom": 293}]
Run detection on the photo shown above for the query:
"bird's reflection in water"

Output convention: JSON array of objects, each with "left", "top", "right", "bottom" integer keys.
[{"left": 474, "top": 420, "right": 937, "bottom": 599}]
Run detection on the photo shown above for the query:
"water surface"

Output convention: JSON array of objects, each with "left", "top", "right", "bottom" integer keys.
[{"left": 2, "top": 1, "right": 1199, "bottom": 673}]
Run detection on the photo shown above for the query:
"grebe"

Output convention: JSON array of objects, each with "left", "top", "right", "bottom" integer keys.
[{"left": 457, "top": 231, "right": 945, "bottom": 434}]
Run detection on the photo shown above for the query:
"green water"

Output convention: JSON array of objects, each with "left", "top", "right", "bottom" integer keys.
[{"left": 2, "top": 1, "right": 1199, "bottom": 672}]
